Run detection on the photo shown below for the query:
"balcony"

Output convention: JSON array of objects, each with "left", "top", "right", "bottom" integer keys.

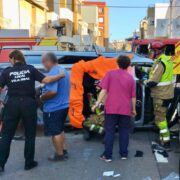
[{"left": 60, "top": 8, "right": 74, "bottom": 22}]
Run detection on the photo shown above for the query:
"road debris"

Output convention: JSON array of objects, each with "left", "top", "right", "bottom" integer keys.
[
  {"left": 102, "top": 171, "right": 121, "bottom": 178},
  {"left": 162, "top": 172, "right": 179, "bottom": 180},
  {"left": 152, "top": 142, "right": 168, "bottom": 163},
  {"left": 134, "top": 150, "right": 144, "bottom": 157},
  {"left": 103, "top": 171, "right": 114, "bottom": 177},
  {"left": 113, "top": 174, "right": 121, "bottom": 178},
  {"left": 154, "top": 151, "right": 168, "bottom": 163}
]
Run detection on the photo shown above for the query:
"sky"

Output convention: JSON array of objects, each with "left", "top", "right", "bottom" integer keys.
[{"left": 97, "top": 0, "right": 170, "bottom": 41}]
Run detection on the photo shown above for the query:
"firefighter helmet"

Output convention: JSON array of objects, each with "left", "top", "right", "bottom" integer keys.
[{"left": 149, "top": 41, "right": 166, "bottom": 50}]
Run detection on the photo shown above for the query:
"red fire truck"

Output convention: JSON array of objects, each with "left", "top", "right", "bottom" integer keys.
[
  {"left": 132, "top": 39, "right": 179, "bottom": 55},
  {"left": 131, "top": 38, "right": 180, "bottom": 74}
]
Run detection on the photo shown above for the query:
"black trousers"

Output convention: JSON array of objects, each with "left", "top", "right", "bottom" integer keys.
[{"left": 0, "top": 96, "right": 37, "bottom": 167}]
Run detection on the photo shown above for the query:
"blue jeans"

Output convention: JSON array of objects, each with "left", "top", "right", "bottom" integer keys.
[{"left": 103, "top": 114, "right": 131, "bottom": 159}]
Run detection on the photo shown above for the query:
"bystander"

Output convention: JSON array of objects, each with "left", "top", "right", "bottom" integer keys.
[
  {"left": 92, "top": 55, "right": 136, "bottom": 162},
  {"left": 40, "top": 53, "right": 70, "bottom": 161}
]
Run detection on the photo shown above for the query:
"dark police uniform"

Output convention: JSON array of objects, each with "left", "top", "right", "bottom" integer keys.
[{"left": 0, "top": 62, "right": 45, "bottom": 169}]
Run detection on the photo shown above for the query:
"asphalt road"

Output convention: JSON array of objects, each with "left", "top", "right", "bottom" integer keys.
[{"left": 0, "top": 130, "right": 179, "bottom": 180}]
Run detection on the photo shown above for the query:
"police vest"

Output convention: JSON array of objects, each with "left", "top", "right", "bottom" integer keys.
[{"left": 156, "top": 54, "right": 174, "bottom": 86}]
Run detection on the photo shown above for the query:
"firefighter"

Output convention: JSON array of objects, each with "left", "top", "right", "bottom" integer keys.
[
  {"left": 146, "top": 44, "right": 174, "bottom": 149},
  {"left": 0, "top": 50, "right": 64, "bottom": 173}
]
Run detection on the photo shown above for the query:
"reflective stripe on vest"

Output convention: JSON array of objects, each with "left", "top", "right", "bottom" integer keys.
[
  {"left": 162, "top": 136, "right": 170, "bottom": 141},
  {"left": 157, "top": 79, "right": 175, "bottom": 86},
  {"left": 160, "top": 128, "right": 169, "bottom": 134}
]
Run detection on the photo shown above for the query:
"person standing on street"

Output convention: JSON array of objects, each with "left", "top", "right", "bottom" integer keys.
[
  {"left": 40, "top": 53, "right": 70, "bottom": 162},
  {"left": 0, "top": 50, "right": 65, "bottom": 173},
  {"left": 146, "top": 46, "right": 174, "bottom": 149},
  {"left": 92, "top": 55, "right": 136, "bottom": 162}
]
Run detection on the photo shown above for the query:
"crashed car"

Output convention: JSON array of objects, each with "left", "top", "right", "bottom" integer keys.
[
  {"left": 0, "top": 51, "right": 178, "bottom": 131},
  {"left": 25, "top": 51, "right": 155, "bottom": 128},
  {"left": 68, "top": 53, "right": 154, "bottom": 130}
]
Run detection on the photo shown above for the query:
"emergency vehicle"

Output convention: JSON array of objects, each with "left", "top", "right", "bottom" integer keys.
[{"left": 131, "top": 38, "right": 180, "bottom": 74}]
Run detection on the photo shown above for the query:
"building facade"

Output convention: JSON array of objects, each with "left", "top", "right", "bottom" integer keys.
[
  {"left": 81, "top": 4, "right": 99, "bottom": 44},
  {"left": 140, "top": 1, "right": 180, "bottom": 39},
  {"left": 0, "top": 0, "right": 105, "bottom": 49},
  {"left": 83, "top": 1, "right": 109, "bottom": 49},
  {"left": 0, "top": 0, "right": 49, "bottom": 37},
  {"left": 0, "top": 0, "right": 85, "bottom": 38}
]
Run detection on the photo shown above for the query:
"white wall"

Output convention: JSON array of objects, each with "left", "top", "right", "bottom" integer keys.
[
  {"left": 172, "top": 0, "right": 180, "bottom": 19},
  {"left": 53, "top": 0, "right": 60, "bottom": 20},
  {"left": 2, "top": 0, "right": 19, "bottom": 29},
  {"left": 19, "top": 1, "right": 32, "bottom": 30},
  {"left": 155, "top": 3, "right": 169, "bottom": 27},
  {"left": 60, "top": 8, "right": 73, "bottom": 22},
  {"left": 81, "top": 6, "right": 98, "bottom": 24},
  {"left": 49, "top": 0, "right": 60, "bottom": 27}
]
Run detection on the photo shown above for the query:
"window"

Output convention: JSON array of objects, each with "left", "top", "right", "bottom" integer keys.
[
  {"left": 98, "top": 8, "right": 104, "bottom": 14},
  {"left": 99, "top": 17, "right": 104, "bottom": 23}
]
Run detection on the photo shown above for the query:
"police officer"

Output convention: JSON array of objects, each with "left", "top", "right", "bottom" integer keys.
[
  {"left": 0, "top": 50, "right": 64, "bottom": 173},
  {"left": 146, "top": 45, "right": 174, "bottom": 149}
]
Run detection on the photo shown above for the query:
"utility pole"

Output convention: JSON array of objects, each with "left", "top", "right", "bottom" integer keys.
[{"left": 169, "top": 0, "right": 173, "bottom": 38}]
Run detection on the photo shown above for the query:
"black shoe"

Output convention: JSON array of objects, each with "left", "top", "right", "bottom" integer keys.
[
  {"left": 163, "top": 142, "right": 171, "bottom": 151},
  {"left": 24, "top": 161, "right": 38, "bottom": 170},
  {"left": 0, "top": 166, "right": 4, "bottom": 173},
  {"left": 63, "top": 150, "right": 68, "bottom": 159},
  {"left": 48, "top": 153, "right": 65, "bottom": 162},
  {"left": 152, "top": 141, "right": 166, "bottom": 151}
]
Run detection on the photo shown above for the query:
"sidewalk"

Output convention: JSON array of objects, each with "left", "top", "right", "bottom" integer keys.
[{"left": 0, "top": 131, "right": 179, "bottom": 180}]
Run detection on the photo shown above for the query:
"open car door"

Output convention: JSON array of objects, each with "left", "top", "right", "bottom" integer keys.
[{"left": 69, "top": 55, "right": 134, "bottom": 128}]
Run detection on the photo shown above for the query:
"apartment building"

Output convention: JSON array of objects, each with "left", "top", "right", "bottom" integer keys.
[
  {"left": 83, "top": 1, "right": 109, "bottom": 49},
  {"left": 0, "top": 0, "right": 49, "bottom": 37},
  {"left": 56, "top": 0, "right": 87, "bottom": 37},
  {"left": 141, "top": 1, "right": 180, "bottom": 39},
  {"left": 47, "top": 0, "right": 88, "bottom": 46},
  {"left": 81, "top": 4, "right": 99, "bottom": 44},
  {"left": 0, "top": 0, "right": 101, "bottom": 49},
  {"left": 0, "top": 0, "right": 83, "bottom": 38}
]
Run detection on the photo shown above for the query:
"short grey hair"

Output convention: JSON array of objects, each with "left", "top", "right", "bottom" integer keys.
[{"left": 42, "top": 52, "right": 58, "bottom": 64}]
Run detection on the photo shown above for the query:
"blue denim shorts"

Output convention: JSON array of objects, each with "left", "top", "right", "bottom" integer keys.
[{"left": 43, "top": 108, "right": 68, "bottom": 136}]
